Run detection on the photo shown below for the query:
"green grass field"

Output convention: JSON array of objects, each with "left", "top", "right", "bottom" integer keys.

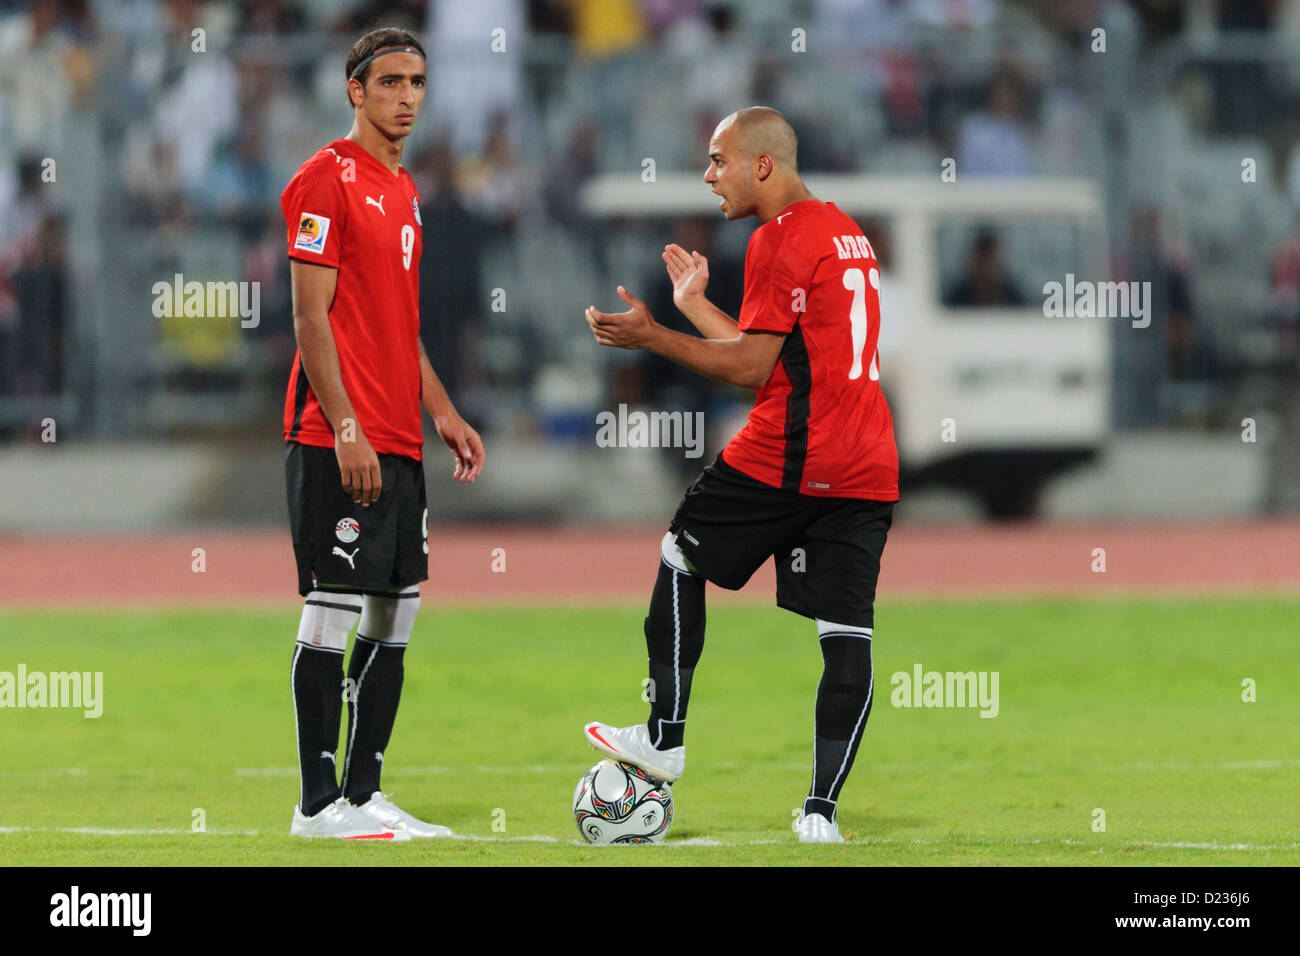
[{"left": 1, "top": 598, "right": 1297, "bottom": 866}]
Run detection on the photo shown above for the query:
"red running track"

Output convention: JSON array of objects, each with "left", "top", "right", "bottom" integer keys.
[{"left": 1, "top": 521, "right": 1297, "bottom": 607}]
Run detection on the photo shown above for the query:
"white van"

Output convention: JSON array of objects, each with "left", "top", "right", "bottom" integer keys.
[{"left": 583, "top": 174, "right": 1110, "bottom": 517}]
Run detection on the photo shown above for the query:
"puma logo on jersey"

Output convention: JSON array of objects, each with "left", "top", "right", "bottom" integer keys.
[
  {"left": 333, "top": 546, "right": 359, "bottom": 569},
  {"left": 365, "top": 194, "right": 385, "bottom": 215}
]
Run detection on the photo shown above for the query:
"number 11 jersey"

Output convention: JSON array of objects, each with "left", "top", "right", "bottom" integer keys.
[
  {"left": 721, "top": 200, "right": 899, "bottom": 500},
  {"left": 280, "top": 138, "right": 425, "bottom": 460}
]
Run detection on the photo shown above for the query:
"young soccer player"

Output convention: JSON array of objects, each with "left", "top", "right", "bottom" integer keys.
[
  {"left": 282, "top": 28, "right": 485, "bottom": 839},
  {"left": 583, "top": 107, "right": 898, "bottom": 843}
]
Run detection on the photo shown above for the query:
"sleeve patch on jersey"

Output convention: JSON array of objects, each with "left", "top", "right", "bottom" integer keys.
[{"left": 294, "top": 213, "right": 331, "bottom": 254}]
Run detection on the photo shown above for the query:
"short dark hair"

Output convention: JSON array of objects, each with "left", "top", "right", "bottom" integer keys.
[{"left": 345, "top": 28, "right": 426, "bottom": 106}]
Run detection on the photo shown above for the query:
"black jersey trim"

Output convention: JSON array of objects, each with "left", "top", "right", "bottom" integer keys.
[
  {"left": 289, "top": 354, "right": 310, "bottom": 439},
  {"left": 780, "top": 324, "right": 812, "bottom": 492}
]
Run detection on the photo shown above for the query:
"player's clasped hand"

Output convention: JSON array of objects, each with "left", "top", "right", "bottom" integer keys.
[
  {"left": 335, "top": 430, "right": 382, "bottom": 506},
  {"left": 585, "top": 285, "right": 656, "bottom": 350}
]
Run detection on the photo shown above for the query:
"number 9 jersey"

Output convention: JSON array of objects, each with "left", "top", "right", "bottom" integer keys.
[
  {"left": 280, "top": 138, "right": 425, "bottom": 460},
  {"left": 721, "top": 200, "right": 899, "bottom": 501}
]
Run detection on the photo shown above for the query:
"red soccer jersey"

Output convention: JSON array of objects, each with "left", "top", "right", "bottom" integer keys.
[
  {"left": 721, "top": 200, "right": 899, "bottom": 500},
  {"left": 281, "top": 138, "right": 425, "bottom": 459}
]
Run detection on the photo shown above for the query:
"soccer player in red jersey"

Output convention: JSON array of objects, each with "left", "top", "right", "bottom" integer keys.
[
  {"left": 281, "top": 28, "right": 485, "bottom": 839},
  {"left": 583, "top": 107, "right": 898, "bottom": 842}
]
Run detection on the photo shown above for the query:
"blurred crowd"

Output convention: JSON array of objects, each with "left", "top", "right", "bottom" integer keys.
[{"left": 2, "top": 0, "right": 1300, "bottom": 440}]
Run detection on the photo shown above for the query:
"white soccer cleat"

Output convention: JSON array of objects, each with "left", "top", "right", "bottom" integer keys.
[
  {"left": 290, "top": 796, "right": 411, "bottom": 840},
  {"left": 583, "top": 721, "right": 684, "bottom": 784},
  {"left": 795, "top": 810, "right": 845, "bottom": 844},
  {"left": 353, "top": 791, "right": 454, "bottom": 838}
]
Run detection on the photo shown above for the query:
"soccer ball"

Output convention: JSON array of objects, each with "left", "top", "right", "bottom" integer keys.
[{"left": 572, "top": 759, "right": 673, "bottom": 844}]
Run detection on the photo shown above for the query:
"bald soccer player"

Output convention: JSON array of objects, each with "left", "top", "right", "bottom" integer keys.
[{"left": 582, "top": 107, "right": 899, "bottom": 843}]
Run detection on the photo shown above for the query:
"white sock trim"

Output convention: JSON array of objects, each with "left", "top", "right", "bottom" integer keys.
[
  {"left": 290, "top": 644, "right": 303, "bottom": 809},
  {"left": 671, "top": 566, "right": 682, "bottom": 721},
  {"left": 341, "top": 639, "right": 380, "bottom": 794},
  {"left": 827, "top": 644, "right": 874, "bottom": 802},
  {"left": 816, "top": 619, "right": 872, "bottom": 639}
]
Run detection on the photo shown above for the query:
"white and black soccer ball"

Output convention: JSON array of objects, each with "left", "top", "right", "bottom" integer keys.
[{"left": 572, "top": 759, "right": 673, "bottom": 844}]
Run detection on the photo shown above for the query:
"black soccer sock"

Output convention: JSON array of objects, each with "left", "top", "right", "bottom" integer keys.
[
  {"left": 291, "top": 644, "right": 345, "bottom": 816},
  {"left": 805, "top": 632, "right": 875, "bottom": 822},
  {"left": 643, "top": 556, "right": 706, "bottom": 750},
  {"left": 342, "top": 636, "right": 406, "bottom": 804}
]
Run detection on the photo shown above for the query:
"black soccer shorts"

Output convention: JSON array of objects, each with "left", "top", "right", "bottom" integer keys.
[
  {"left": 285, "top": 441, "right": 429, "bottom": 597},
  {"left": 668, "top": 454, "right": 894, "bottom": 629}
]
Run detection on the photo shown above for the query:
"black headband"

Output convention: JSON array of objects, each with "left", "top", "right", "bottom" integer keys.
[{"left": 349, "top": 45, "right": 425, "bottom": 81}]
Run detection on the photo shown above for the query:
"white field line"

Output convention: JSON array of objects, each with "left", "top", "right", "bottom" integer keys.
[
  {"left": 229, "top": 757, "right": 1300, "bottom": 777},
  {"left": 4, "top": 757, "right": 1297, "bottom": 779},
  {"left": 0, "top": 827, "right": 1294, "bottom": 851},
  {"left": 230, "top": 763, "right": 810, "bottom": 777},
  {"left": 1145, "top": 841, "right": 1300, "bottom": 850},
  {"left": 0, "top": 826, "right": 260, "bottom": 836},
  {"left": 1059, "top": 839, "right": 1300, "bottom": 851},
  {"left": 0, "top": 826, "right": 550, "bottom": 842}
]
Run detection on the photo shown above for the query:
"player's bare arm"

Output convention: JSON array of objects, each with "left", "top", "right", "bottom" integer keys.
[
  {"left": 417, "top": 338, "right": 485, "bottom": 483},
  {"left": 289, "top": 258, "right": 382, "bottom": 506},
  {"left": 585, "top": 284, "right": 785, "bottom": 391},
  {"left": 662, "top": 243, "right": 738, "bottom": 339}
]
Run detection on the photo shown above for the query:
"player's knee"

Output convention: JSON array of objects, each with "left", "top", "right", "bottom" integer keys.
[
  {"left": 357, "top": 586, "right": 420, "bottom": 646},
  {"left": 297, "top": 590, "right": 362, "bottom": 652},
  {"left": 660, "top": 532, "right": 701, "bottom": 576}
]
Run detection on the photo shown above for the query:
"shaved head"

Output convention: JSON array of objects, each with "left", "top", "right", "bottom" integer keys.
[
  {"left": 715, "top": 106, "right": 798, "bottom": 171},
  {"left": 704, "top": 106, "right": 814, "bottom": 222}
]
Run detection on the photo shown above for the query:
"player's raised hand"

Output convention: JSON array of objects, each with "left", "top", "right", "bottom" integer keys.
[
  {"left": 435, "top": 413, "right": 486, "bottom": 483},
  {"left": 335, "top": 428, "right": 382, "bottom": 506},
  {"left": 585, "top": 285, "right": 656, "bottom": 350},
  {"left": 663, "top": 244, "right": 709, "bottom": 307}
]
